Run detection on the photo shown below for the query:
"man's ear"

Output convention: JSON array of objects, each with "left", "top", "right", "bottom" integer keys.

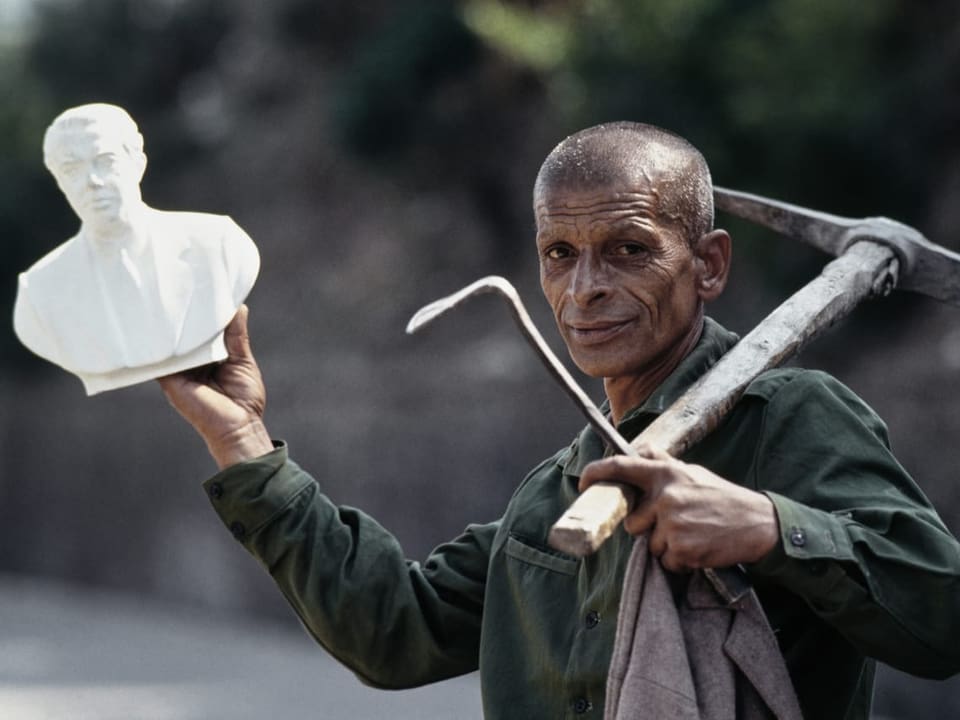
[{"left": 693, "top": 229, "right": 731, "bottom": 302}]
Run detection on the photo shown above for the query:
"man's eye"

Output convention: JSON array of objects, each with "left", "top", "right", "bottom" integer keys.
[
  {"left": 544, "top": 246, "right": 572, "bottom": 260},
  {"left": 614, "top": 243, "right": 646, "bottom": 256}
]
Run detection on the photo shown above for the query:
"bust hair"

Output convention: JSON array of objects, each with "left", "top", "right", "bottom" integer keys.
[
  {"left": 43, "top": 103, "right": 145, "bottom": 170},
  {"left": 534, "top": 121, "right": 714, "bottom": 246}
]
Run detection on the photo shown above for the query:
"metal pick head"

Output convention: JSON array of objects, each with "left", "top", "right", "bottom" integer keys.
[
  {"left": 714, "top": 186, "right": 960, "bottom": 306},
  {"left": 406, "top": 276, "right": 518, "bottom": 335},
  {"left": 713, "top": 186, "right": 859, "bottom": 258}
]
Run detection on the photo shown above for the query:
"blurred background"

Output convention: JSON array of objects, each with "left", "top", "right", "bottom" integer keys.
[{"left": 1, "top": 0, "right": 958, "bottom": 717}]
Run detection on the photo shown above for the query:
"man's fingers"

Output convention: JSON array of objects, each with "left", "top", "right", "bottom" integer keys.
[
  {"left": 578, "top": 455, "right": 635, "bottom": 493},
  {"left": 648, "top": 525, "right": 667, "bottom": 559},
  {"left": 577, "top": 454, "right": 672, "bottom": 494},
  {"left": 623, "top": 499, "right": 657, "bottom": 537},
  {"left": 581, "top": 453, "right": 682, "bottom": 542},
  {"left": 224, "top": 304, "right": 254, "bottom": 362}
]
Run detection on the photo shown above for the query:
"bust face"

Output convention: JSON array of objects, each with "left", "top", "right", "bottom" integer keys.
[{"left": 46, "top": 126, "right": 145, "bottom": 229}]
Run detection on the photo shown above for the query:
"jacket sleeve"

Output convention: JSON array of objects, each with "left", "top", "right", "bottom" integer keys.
[
  {"left": 747, "top": 371, "right": 960, "bottom": 679},
  {"left": 202, "top": 443, "right": 492, "bottom": 688}
]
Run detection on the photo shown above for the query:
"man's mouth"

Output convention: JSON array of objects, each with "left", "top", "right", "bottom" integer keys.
[{"left": 566, "top": 319, "right": 632, "bottom": 346}]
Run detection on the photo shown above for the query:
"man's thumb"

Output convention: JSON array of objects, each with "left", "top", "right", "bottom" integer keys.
[{"left": 224, "top": 304, "right": 254, "bottom": 361}]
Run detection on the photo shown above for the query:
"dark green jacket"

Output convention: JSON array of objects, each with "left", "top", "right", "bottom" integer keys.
[{"left": 205, "top": 319, "right": 960, "bottom": 719}]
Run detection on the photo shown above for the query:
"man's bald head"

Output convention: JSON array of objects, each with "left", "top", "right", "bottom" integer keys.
[{"left": 534, "top": 122, "right": 714, "bottom": 246}]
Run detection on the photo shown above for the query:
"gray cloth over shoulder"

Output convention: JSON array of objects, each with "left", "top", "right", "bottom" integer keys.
[{"left": 605, "top": 537, "right": 803, "bottom": 720}]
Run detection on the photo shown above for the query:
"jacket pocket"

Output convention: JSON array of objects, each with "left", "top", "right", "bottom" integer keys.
[{"left": 504, "top": 534, "right": 579, "bottom": 576}]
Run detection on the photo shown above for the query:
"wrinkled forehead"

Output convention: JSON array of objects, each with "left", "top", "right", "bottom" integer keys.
[
  {"left": 534, "top": 132, "right": 711, "bottom": 239},
  {"left": 537, "top": 137, "right": 682, "bottom": 196},
  {"left": 534, "top": 160, "right": 669, "bottom": 230},
  {"left": 534, "top": 192, "right": 673, "bottom": 255}
]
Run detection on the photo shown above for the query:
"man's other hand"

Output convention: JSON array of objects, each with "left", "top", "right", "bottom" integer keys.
[
  {"left": 578, "top": 449, "right": 780, "bottom": 572},
  {"left": 158, "top": 304, "right": 273, "bottom": 469}
]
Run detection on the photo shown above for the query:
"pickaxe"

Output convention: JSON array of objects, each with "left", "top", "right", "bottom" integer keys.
[{"left": 408, "top": 187, "right": 960, "bottom": 560}]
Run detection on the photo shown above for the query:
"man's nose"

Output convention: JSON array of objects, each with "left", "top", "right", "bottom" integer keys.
[
  {"left": 569, "top": 253, "right": 610, "bottom": 307},
  {"left": 86, "top": 169, "right": 105, "bottom": 187}
]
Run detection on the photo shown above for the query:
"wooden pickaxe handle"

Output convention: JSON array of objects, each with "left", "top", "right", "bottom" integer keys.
[{"left": 547, "top": 240, "right": 899, "bottom": 557}]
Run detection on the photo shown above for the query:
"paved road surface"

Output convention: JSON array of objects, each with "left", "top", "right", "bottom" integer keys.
[
  {"left": 0, "top": 574, "right": 481, "bottom": 719},
  {"left": 0, "top": 574, "right": 956, "bottom": 719}
]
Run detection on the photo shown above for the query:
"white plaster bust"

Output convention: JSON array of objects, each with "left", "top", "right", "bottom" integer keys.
[{"left": 13, "top": 103, "right": 260, "bottom": 395}]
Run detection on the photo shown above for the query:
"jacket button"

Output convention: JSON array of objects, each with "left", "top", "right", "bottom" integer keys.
[
  {"left": 209, "top": 482, "right": 224, "bottom": 500},
  {"left": 229, "top": 521, "right": 246, "bottom": 540},
  {"left": 585, "top": 610, "right": 600, "bottom": 629},
  {"left": 573, "top": 697, "right": 592, "bottom": 714},
  {"left": 789, "top": 527, "right": 807, "bottom": 547}
]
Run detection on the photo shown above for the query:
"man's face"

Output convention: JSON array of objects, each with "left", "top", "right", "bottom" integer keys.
[
  {"left": 47, "top": 128, "right": 144, "bottom": 228},
  {"left": 536, "top": 175, "right": 703, "bottom": 382}
]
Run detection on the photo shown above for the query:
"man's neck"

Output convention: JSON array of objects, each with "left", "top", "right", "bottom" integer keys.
[{"left": 603, "top": 315, "right": 704, "bottom": 425}]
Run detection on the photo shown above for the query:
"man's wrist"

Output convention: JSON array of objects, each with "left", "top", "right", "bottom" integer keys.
[
  {"left": 744, "top": 491, "right": 781, "bottom": 565},
  {"left": 722, "top": 489, "right": 781, "bottom": 566},
  {"left": 207, "top": 419, "right": 274, "bottom": 470}
]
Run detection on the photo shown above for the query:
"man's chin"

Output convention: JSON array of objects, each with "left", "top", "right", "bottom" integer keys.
[{"left": 568, "top": 353, "right": 626, "bottom": 380}]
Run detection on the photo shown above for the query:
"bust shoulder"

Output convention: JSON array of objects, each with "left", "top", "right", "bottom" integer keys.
[
  {"left": 143, "top": 209, "right": 254, "bottom": 258},
  {"left": 18, "top": 234, "right": 87, "bottom": 292}
]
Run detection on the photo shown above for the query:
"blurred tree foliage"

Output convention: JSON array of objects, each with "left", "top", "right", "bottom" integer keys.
[
  {"left": 330, "top": 4, "right": 482, "bottom": 157},
  {"left": 468, "top": 0, "right": 959, "bottom": 207},
  {"left": 2, "top": 0, "right": 958, "bottom": 358},
  {"left": 1, "top": 0, "right": 237, "bottom": 372},
  {"left": 463, "top": 0, "right": 960, "bottom": 298}
]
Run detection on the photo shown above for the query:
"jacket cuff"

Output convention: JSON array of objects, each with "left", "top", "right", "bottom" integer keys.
[
  {"left": 748, "top": 492, "right": 857, "bottom": 595},
  {"left": 201, "top": 440, "right": 314, "bottom": 543}
]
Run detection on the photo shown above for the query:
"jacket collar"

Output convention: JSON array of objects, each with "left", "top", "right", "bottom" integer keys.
[{"left": 559, "top": 317, "right": 740, "bottom": 478}]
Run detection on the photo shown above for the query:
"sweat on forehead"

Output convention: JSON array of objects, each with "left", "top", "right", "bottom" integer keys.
[{"left": 534, "top": 121, "right": 715, "bottom": 244}]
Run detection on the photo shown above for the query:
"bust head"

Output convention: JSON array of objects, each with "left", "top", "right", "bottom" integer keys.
[{"left": 43, "top": 103, "right": 148, "bottom": 232}]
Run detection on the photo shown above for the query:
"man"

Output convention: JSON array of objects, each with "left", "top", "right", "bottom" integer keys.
[
  {"left": 160, "top": 122, "right": 960, "bottom": 719},
  {"left": 14, "top": 103, "right": 259, "bottom": 395}
]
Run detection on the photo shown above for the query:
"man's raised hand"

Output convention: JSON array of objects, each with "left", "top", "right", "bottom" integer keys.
[{"left": 158, "top": 304, "right": 273, "bottom": 469}]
